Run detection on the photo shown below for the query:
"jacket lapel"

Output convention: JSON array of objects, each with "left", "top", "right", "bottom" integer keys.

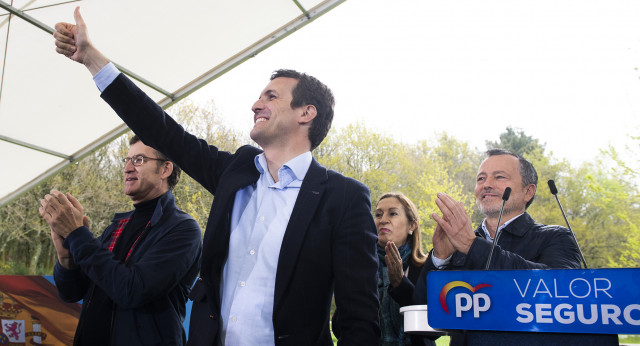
[{"left": 273, "top": 159, "right": 328, "bottom": 309}]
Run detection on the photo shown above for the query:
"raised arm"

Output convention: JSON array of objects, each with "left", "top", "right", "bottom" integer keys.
[{"left": 53, "top": 8, "right": 236, "bottom": 193}]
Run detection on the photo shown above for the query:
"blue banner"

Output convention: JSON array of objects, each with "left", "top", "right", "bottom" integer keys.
[{"left": 427, "top": 268, "right": 640, "bottom": 334}]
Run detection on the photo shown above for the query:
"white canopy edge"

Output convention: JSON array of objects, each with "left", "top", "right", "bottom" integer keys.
[{"left": 0, "top": 0, "right": 346, "bottom": 206}]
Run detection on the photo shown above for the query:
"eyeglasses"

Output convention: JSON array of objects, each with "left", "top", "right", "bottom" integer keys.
[{"left": 122, "top": 155, "right": 168, "bottom": 167}]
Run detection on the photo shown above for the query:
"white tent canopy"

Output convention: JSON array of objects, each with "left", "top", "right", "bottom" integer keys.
[{"left": 0, "top": 0, "right": 344, "bottom": 206}]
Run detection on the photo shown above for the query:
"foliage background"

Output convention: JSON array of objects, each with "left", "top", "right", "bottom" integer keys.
[{"left": 1, "top": 100, "right": 639, "bottom": 275}]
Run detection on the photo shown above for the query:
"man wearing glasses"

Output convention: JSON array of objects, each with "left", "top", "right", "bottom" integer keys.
[{"left": 39, "top": 135, "right": 202, "bottom": 346}]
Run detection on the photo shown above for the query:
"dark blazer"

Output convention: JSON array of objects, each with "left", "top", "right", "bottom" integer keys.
[{"left": 101, "top": 74, "right": 381, "bottom": 346}]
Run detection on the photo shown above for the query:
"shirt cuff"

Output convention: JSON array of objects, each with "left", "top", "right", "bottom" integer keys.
[
  {"left": 431, "top": 252, "right": 452, "bottom": 269},
  {"left": 93, "top": 62, "right": 120, "bottom": 93}
]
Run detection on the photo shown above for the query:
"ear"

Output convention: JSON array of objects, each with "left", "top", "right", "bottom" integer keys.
[
  {"left": 524, "top": 184, "right": 536, "bottom": 203},
  {"left": 409, "top": 220, "right": 418, "bottom": 235},
  {"left": 161, "top": 161, "right": 173, "bottom": 180},
  {"left": 298, "top": 105, "right": 317, "bottom": 125}
]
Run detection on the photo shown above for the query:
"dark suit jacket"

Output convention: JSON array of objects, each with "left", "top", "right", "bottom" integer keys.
[{"left": 101, "top": 74, "right": 381, "bottom": 345}]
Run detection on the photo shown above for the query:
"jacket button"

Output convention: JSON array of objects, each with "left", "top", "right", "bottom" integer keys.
[{"left": 209, "top": 314, "right": 216, "bottom": 320}]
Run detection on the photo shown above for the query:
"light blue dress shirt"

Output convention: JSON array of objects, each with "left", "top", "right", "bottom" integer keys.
[
  {"left": 221, "top": 152, "right": 311, "bottom": 345},
  {"left": 93, "top": 63, "right": 312, "bottom": 345},
  {"left": 94, "top": 62, "right": 119, "bottom": 91}
]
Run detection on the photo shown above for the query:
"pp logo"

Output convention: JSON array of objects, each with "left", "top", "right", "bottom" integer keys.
[{"left": 440, "top": 281, "right": 492, "bottom": 318}]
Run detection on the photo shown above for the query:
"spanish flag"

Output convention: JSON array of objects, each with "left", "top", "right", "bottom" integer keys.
[{"left": 0, "top": 275, "right": 80, "bottom": 345}]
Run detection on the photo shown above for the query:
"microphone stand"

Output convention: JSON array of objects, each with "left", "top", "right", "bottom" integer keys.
[
  {"left": 548, "top": 180, "right": 588, "bottom": 269},
  {"left": 484, "top": 187, "right": 511, "bottom": 270}
]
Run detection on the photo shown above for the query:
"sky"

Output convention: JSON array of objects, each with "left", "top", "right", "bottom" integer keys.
[{"left": 187, "top": 0, "right": 640, "bottom": 167}]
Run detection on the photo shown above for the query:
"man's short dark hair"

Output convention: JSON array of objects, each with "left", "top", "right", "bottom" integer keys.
[
  {"left": 271, "top": 69, "right": 335, "bottom": 150},
  {"left": 129, "top": 135, "right": 181, "bottom": 190},
  {"left": 486, "top": 148, "right": 538, "bottom": 208}
]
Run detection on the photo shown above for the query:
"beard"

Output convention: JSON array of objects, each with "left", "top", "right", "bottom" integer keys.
[
  {"left": 478, "top": 200, "right": 498, "bottom": 218},
  {"left": 476, "top": 195, "right": 525, "bottom": 219},
  {"left": 477, "top": 198, "right": 518, "bottom": 219}
]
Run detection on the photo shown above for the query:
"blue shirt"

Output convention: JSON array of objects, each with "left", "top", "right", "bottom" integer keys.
[
  {"left": 94, "top": 62, "right": 119, "bottom": 92},
  {"left": 221, "top": 152, "right": 311, "bottom": 345}
]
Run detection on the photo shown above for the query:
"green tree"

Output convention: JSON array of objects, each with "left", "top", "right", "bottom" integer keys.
[
  {"left": 559, "top": 163, "right": 639, "bottom": 268},
  {"left": 602, "top": 134, "right": 640, "bottom": 190},
  {"left": 486, "top": 126, "right": 545, "bottom": 156},
  {"left": 415, "top": 134, "right": 483, "bottom": 224},
  {"left": 0, "top": 144, "right": 126, "bottom": 274},
  {"left": 316, "top": 122, "right": 409, "bottom": 201}
]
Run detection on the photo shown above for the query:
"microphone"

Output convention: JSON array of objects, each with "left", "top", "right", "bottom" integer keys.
[
  {"left": 484, "top": 187, "right": 511, "bottom": 270},
  {"left": 548, "top": 180, "right": 588, "bottom": 269}
]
